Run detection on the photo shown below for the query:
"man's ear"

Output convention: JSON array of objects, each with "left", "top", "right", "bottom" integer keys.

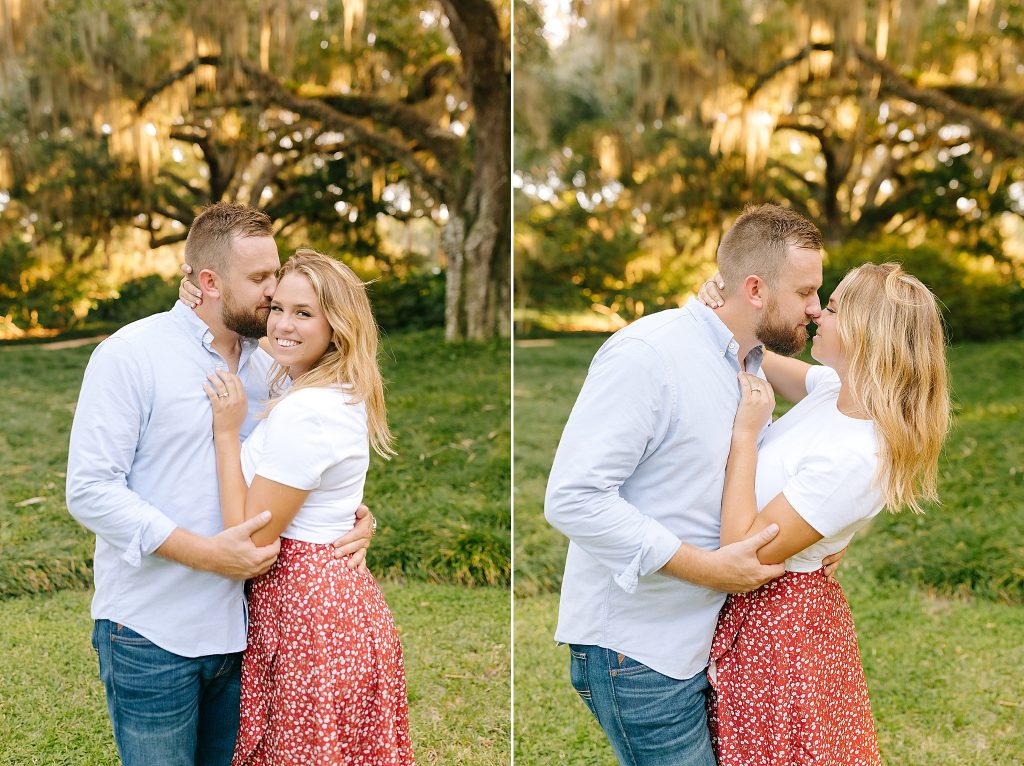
[
  {"left": 742, "top": 275, "right": 766, "bottom": 309},
  {"left": 196, "top": 268, "right": 223, "bottom": 299}
]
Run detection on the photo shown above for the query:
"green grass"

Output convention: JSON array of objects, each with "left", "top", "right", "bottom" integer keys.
[
  {"left": 514, "top": 335, "right": 1024, "bottom": 601},
  {"left": 0, "top": 327, "right": 510, "bottom": 763},
  {"left": 514, "top": 579, "right": 1024, "bottom": 765},
  {"left": 513, "top": 334, "right": 1024, "bottom": 764},
  {"left": 0, "top": 329, "right": 510, "bottom": 596},
  {"left": 0, "top": 583, "right": 509, "bottom": 765}
]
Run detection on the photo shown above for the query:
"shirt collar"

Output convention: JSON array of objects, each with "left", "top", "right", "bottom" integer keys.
[
  {"left": 169, "top": 302, "right": 260, "bottom": 353},
  {"left": 684, "top": 296, "right": 765, "bottom": 370}
]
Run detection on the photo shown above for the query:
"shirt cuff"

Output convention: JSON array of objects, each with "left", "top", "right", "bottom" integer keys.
[
  {"left": 613, "top": 518, "right": 682, "bottom": 594},
  {"left": 120, "top": 514, "right": 178, "bottom": 567}
]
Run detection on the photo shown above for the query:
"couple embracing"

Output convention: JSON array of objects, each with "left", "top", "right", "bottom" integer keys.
[
  {"left": 546, "top": 203, "right": 950, "bottom": 765},
  {"left": 67, "top": 203, "right": 415, "bottom": 765}
]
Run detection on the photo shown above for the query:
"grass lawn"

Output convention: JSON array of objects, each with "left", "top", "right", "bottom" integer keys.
[
  {"left": 514, "top": 580, "right": 1024, "bottom": 765},
  {"left": 514, "top": 334, "right": 1024, "bottom": 764},
  {"left": 0, "top": 329, "right": 510, "bottom": 596},
  {"left": 0, "top": 583, "right": 510, "bottom": 765},
  {"left": 0, "top": 328, "right": 511, "bottom": 763}
]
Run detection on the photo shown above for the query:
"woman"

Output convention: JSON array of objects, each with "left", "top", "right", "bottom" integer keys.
[
  {"left": 699, "top": 263, "right": 949, "bottom": 764},
  {"left": 202, "top": 250, "right": 414, "bottom": 765}
]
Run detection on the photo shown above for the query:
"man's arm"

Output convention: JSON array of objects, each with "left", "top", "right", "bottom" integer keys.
[
  {"left": 545, "top": 338, "right": 782, "bottom": 593},
  {"left": 544, "top": 339, "right": 680, "bottom": 591},
  {"left": 661, "top": 526, "right": 785, "bottom": 592},
  {"left": 156, "top": 514, "right": 279, "bottom": 579},
  {"left": 66, "top": 338, "right": 277, "bottom": 578}
]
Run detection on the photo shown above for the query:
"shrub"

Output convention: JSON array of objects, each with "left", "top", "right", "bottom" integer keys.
[
  {"left": 821, "top": 238, "right": 1024, "bottom": 342},
  {"left": 86, "top": 273, "right": 179, "bottom": 326},
  {"left": 369, "top": 269, "right": 446, "bottom": 333}
]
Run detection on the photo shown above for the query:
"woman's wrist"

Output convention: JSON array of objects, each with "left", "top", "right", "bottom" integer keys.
[
  {"left": 214, "top": 429, "right": 241, "bottom": 443},
  {"left": 730, "top": 429, "right": 759, "bottom": 447}
]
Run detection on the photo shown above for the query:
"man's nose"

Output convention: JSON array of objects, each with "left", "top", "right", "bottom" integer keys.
[{"left": 807, "top": 297, "right": 822, "bottom": 318}]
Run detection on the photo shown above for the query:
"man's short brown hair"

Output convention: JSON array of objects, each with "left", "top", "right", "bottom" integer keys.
[
  {"left": 184, "top": 203, "right": 274, "bottom": 278},
  {"left": 716, "top": 203, "right": 823, "bottom": 294}
]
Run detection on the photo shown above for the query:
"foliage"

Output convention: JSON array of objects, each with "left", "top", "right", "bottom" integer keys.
[
  {"left": 369, "top": 270, "right": 446, "bottom": 333},
  {"left": 822, "top": 238, "right": 1024, "bottom": 342},
  {"left": 514, "top": 0, "right": 1024, "bottom": 329},
  {"left": 0, "top": 330, "right": 509, "bottom": 598},
  {"left": 1, "top": 0, "right": 511, "bottom": 340},
  {"left": 514, "top": 335, "right": 1024, "bottom": 603},
  {"left": 76, "top": 268, "right": 448, "bottom": 335},
  {"left": 0, "top": 584, "right": 510, "bottom": 765},
  {"left": 86, "top": 274, "right": 180, "bottom": 327}
]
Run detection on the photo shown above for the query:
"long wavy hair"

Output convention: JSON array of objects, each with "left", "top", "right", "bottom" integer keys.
[
  {"left": 836, "top": 262, "right": 950, "bottom": 513},
  {"left": 266, "top": 249, "right": 395, "bottom": 458}
]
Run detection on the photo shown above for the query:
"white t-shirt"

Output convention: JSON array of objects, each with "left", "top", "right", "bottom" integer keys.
[
  {"left": 754, "top": 365, "right": 885, "bottom": 572},
  {"left": 241, "top": 386, "right": 369, "bottom": 543}
]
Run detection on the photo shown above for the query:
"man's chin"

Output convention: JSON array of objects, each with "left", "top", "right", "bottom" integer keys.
[{"left": 763, "top": 334, "right": 806, "bottom": 357}]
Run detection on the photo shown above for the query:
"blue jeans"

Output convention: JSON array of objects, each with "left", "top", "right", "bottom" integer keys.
[
  {"left": 92, "top": 620, "right": 242, "bottom": 766},
  {"left": 568, "top": 644, "right": 715, "bottom": 766}
]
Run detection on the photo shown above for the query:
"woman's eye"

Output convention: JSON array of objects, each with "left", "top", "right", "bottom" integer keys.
[
  {"left": 269, "top": 305, "right": 282, "bottom": 312},
  {"left": 825, "top": 306, "right": 837, "bottom": 314},
  {"left": 297, "top": 311, "right": 311, "bottom": 318}
]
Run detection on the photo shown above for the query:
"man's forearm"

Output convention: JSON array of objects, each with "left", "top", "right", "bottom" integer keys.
[
  {"left": 659, "top": 542, "right": 716, "bottom": 588},
  {"left": 660, "top": 526, "right": 787, "bottom": 594},
  {"left": 154, "top": 528, "right": 215, "bottom": 572}
]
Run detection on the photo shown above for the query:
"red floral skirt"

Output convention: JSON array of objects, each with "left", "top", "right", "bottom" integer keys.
[
  {"left": 708, "top": 571, "right": 881, "bottom": 766},
  {"left": 232, "top": 538, "right": 415, "bottom": 766}
]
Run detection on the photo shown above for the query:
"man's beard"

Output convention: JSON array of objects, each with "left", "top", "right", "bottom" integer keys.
[
  {"left": 222, "top": 290, "right": 270, "bottom": 339},
  {"left": 755, "top": 298, "right": 807, "bottom": 357}
]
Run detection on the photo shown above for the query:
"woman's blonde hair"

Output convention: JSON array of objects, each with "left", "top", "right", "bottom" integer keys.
[
  {"left": 266, "top": 249, "right": 395, "bottom": 458},
  {"left": 836, "top": 262, "right": 950, "bottom": 514}
]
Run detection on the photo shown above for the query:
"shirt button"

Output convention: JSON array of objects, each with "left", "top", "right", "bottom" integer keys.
[{"left": 728, "top": 341, "right": 738, "bottom": 353}]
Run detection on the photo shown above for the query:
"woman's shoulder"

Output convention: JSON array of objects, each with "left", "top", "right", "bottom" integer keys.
[
  {"left": 804, "top": 364, "right": 841, "bottom": 395},
  {"left": 273, "top": 386, "right": 366, "bottom": 423}
]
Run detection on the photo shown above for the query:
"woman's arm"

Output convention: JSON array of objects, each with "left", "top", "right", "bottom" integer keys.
[
  {"left": 720, "top": 373, "right": 824, "bottom": 564},
  {"left": 204, "top": 371, "right": 311, "bottom": 545},
  {"left": 204, "top": 371, "right": 248, "bottom": 529},
  {"left": 760, "top": 351, "right": 812, "bottom": 405},
  {"left": 242, "top": 478, "right": 310, "bottom": 548}
]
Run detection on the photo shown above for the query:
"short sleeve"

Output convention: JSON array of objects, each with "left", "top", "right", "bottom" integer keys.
[
  {"left": 252, "top": 392, "right": 336, "bottom": 491},
  {"left": 781, "top": 446, "right": 884, "bottom": 538},
  {"left": 805, "top": 364, "right": 841, "bottom": 395}
]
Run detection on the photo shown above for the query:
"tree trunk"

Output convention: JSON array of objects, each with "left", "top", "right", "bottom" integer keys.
[{"left": 441, "top": 0, "right": 510, "bottom": 341}]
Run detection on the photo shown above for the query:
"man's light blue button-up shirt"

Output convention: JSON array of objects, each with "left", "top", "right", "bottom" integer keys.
[
  {"left": 545, "top": 297, "right": 764, "bottom": 680},
  {"left": 66, "top": 303, "right": 274, "bottom": 657}
]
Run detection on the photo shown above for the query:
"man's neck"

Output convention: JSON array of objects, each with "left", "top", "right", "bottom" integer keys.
[
  {"left": 195, "top": 303, "right": 242, "bottom": 369},
  {"left": 711, "top": 302, "right": 760, "bottom": 368}
]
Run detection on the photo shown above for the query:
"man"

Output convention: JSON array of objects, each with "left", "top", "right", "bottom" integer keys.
[
  {"left": 66, "top": 203, "right": 373, "bottom": 766},
  {"left": 545, "top": 203, "right": 829, "bottom": 765}
]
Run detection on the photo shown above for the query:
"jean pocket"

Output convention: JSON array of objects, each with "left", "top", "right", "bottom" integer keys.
[
  {"left": 610, "top": 652, "right": 656, "bottom": 678},
  {"left": 568, "top": 647, "right": 598, "bottom": 718},
  {"left": 109, "top": 624, "right": 156, "bottom": 648}
]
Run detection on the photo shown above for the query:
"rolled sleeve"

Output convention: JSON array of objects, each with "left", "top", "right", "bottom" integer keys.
[
  {"left": 545, "top": 337, "right": 682, "bottom": 589},
  {"left": 613, "top": 516, "right": 683, "bottom": 593},
  {"left": 66, "top": 338, "right": 178, "bottom": 566}
]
